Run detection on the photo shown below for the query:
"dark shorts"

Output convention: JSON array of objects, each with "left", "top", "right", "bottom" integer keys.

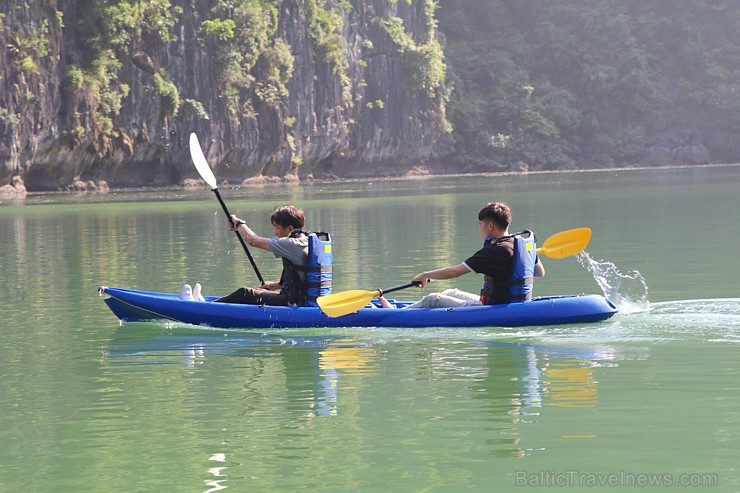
[{"left": 215, "top": 287, "right": 290, "bottom": 306}]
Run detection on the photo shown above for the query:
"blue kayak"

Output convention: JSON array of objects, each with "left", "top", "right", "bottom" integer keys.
[{"left": 99, "top": 286, "right": 618, "bottom": 329}]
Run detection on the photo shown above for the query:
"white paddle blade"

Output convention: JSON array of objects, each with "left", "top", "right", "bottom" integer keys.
[{"left": 189, "top": 132, "right": 218, "bottom": 189}]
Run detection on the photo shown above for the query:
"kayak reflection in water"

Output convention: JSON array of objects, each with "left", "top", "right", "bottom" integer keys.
[{"left": 379, "top": 202, "right": 545, "bottom": 309}]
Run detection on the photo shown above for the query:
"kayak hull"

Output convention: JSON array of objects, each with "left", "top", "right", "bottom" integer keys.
[{"left": 99, "top": 286, "right": 618, "bottom": 329}]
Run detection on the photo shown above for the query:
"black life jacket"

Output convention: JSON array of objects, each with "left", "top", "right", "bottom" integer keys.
[
  {"left": 480, "top": 230, "right": 537, "bottom": 305},
  {"left": 281, "top": 230, "right": 333, "bottom": 306}
]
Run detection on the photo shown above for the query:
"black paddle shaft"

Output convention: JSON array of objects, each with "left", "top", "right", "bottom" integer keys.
[
  {"left": 212, "top": 188, "right": 265, "bottom": 285},
  {"left": 379, "top": 281, "right": 423, "bottom": 297}
]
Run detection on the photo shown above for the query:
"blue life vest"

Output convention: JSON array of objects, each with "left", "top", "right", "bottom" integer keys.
[
  {"left": 480, "top": 230, "right": 537, "bottom": 304},
  {"left": 282, "top": 230, "right": 333, "bottom": 306},
  {"left": 304, "top": 232, "right": 333, "bottom": 306}
]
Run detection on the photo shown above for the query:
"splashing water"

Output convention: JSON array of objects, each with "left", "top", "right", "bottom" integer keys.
[{"left": 576, "top": 252, "right": 650, "bottom": 314}]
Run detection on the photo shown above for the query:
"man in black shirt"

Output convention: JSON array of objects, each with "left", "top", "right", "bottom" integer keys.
[{"left": 402, "top": 202, "right": 545, "bottom": 308}]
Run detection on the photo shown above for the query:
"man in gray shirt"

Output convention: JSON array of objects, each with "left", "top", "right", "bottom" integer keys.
[{"left": 214, "top": 205, "right": 310, "bottom": 306}]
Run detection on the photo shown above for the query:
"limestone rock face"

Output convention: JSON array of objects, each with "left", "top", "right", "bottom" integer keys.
[{"left": 1, "top": 0, "right": 452, "bottom": 190}]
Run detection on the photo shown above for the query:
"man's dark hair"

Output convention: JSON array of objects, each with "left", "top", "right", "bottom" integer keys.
[
  {"left": 271, "top": 205, "right": 305, "bottom": 229},
  {"left": 478, "top": 202, "right": 512, "bottom": 230}
]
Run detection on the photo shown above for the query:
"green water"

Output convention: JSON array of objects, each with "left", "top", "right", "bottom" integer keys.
[{"left": 1, "top": 166, "right": 739, "bottom": 492}]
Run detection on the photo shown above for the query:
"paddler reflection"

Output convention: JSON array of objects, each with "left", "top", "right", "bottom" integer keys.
[
  {"left": 511, "top": 347, "right": 600, "bottom": 410},
  {"left": 543, "top": 360, "right": 598, "bottom": 409},
  {"left": 313, "top": 342, "right": 378, "bottom": 417},
  {"left": 472, "top": 342, "right": 610, "bottom": 458}
]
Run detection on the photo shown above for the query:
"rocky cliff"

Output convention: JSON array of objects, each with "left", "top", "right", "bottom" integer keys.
[{"left": 0, "top": 0, "right": 452, "bottom": 191}]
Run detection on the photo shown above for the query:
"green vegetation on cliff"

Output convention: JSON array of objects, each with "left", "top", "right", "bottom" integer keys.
[
  {"left": 306, "top": 0, "right": 351, "bottom": 99},
  {"left": 200, "top": 0, "right": 285, "bottom": 114},
  {"left": 66, "top": 0, "right": 181, "bottom": 148},
  {"left": 7, "top": 19, "right": 50, "bottom": 74},
  {"left": 382, "top": 2, "right": 446, "bottom": 100},
  {"left": 437, "top": 0, "right": 740, "bottom": 169}
]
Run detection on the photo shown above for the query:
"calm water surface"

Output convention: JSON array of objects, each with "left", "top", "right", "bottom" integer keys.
[{"left": 1, "top": 166, "right": 739, "bottom": 492}]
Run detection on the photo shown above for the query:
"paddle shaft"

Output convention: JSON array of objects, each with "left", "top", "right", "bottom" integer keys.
[
  {"left": 212, "top": 187, "right": 265, "bottom": 285},
  {"left": 379, "top": 281, "right": 420, "bottom": 297}
]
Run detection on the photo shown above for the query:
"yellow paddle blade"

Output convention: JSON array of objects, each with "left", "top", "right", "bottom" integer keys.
[
  {"left": 317, "top": 289, "right": 381, "bottom": 317},
  {"left": 537, "top": 227, "right": 591, "bottom": 259}
]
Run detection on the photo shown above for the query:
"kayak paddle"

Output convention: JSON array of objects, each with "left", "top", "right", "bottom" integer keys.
[
  {"left": 317, "top": 227, "right": 592, "bottom": 317},
  {"left": 317, "top": 281, "right": 422, "bottom": 318},
  {"left": 536, "top": 227, "right": 591, "bottom": 259},
  {"left": 189, "top": 132, "right": 265, "bottom": 285}
]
